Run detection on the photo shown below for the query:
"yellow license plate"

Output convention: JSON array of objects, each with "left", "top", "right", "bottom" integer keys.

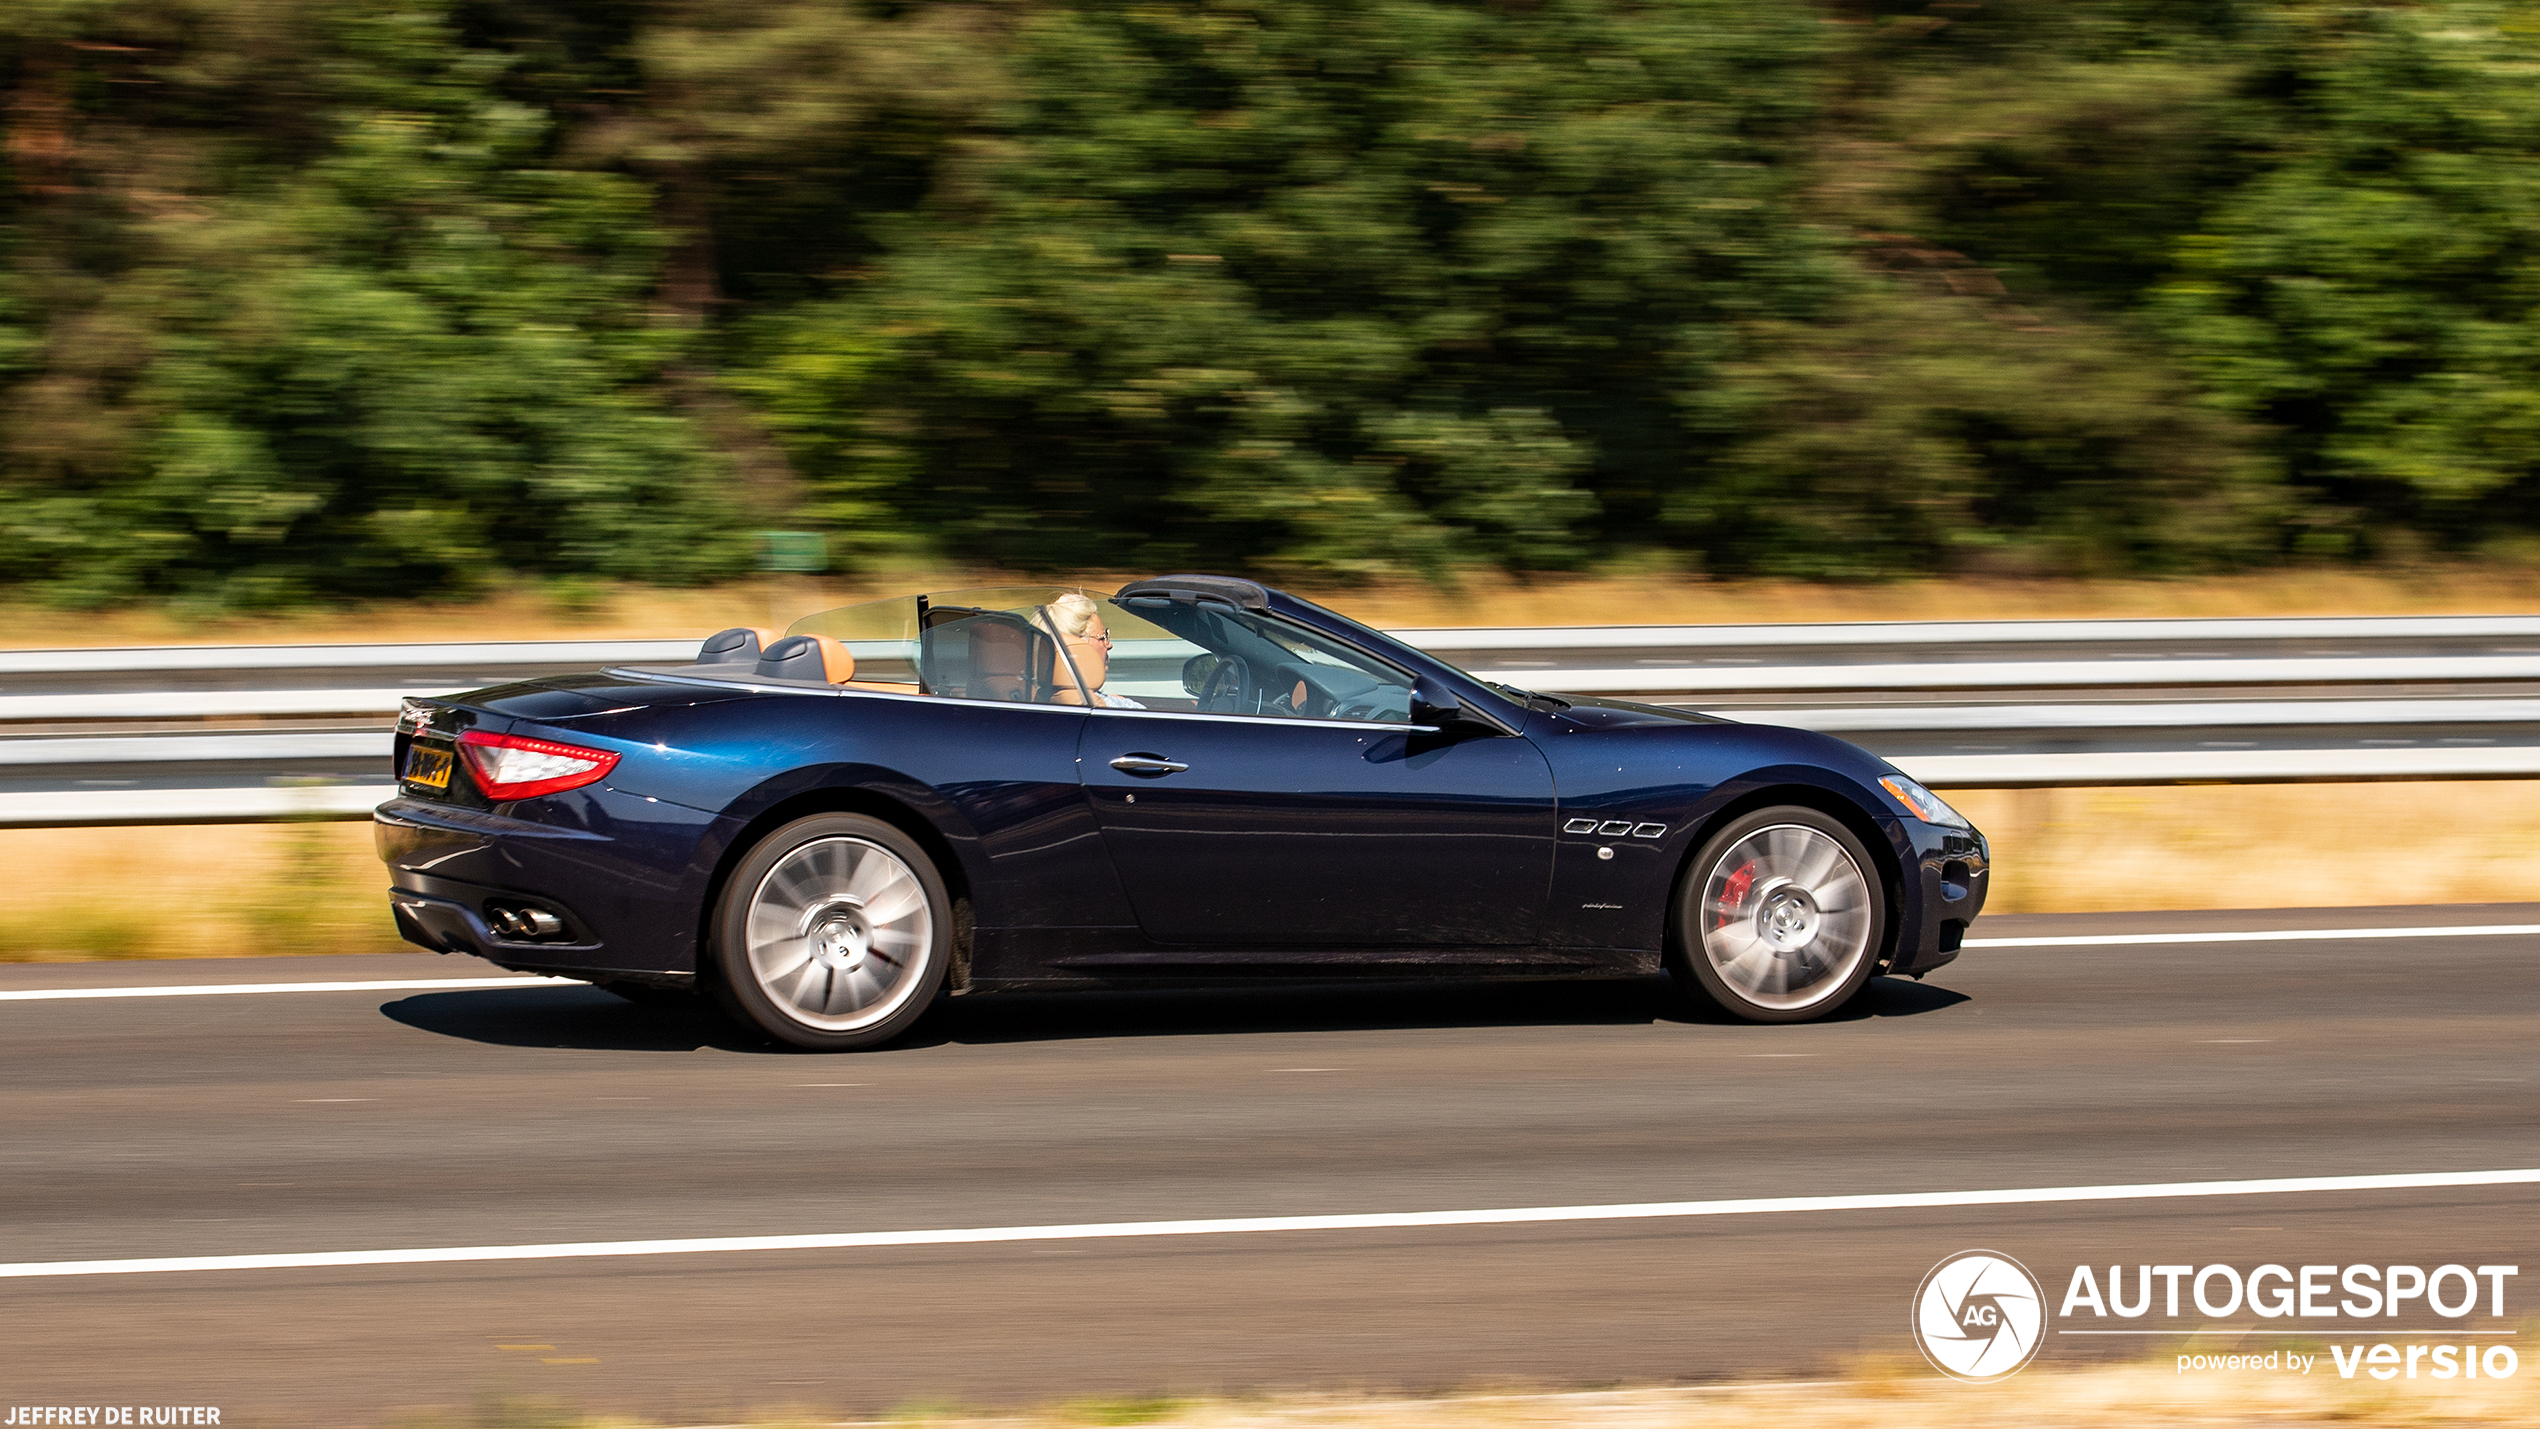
[{"left": 404, "top": 743, "right": 453, "bottom": 790}]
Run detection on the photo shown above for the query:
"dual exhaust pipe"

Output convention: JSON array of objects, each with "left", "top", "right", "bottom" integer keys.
[{"left": 488, "top": 904, "right": 567, "bottom": 941}]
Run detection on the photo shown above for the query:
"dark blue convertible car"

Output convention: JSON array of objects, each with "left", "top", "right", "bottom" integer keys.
[{"left": 376, "top": 576, "right": 1988, "bottom": 1048}]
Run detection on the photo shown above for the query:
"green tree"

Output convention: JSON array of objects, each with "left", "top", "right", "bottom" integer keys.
[
  {"left": 8, "top": 0, "right": 2540, "bottom": 605},
  {"left": 736, "top": 0, "right": 1828, "bottom": 578},
  {"left": 2148, "top": 3, "right": 2540, "bottom": 555},
  {"left": 0, "top": 0, "right": 740, "bottom": 607}
]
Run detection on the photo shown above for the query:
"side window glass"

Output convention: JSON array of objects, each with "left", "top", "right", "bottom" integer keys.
[
  {"left": 918, "top": 608, "right": 1081, "bottom": 705},
  {"left": 1102, "top": 599, "right": 1414, "bottom": 723},
  {"left": 1075, "top": 602, "right": 1208, "bottom": 712}
]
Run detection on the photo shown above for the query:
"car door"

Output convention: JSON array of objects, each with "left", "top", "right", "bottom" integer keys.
[{"left": 1071, "top": 599, "right": 1558, "bottom": 948}]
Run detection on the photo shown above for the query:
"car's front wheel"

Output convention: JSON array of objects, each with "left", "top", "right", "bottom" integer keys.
[
  {"left": 708, "top": 813, "right": 951, "bottom": 1050},
  {"left": 1671, "top": 806, "right": 1887, "bottom": 1024}
]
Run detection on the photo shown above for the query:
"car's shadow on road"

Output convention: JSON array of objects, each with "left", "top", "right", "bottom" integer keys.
[
  {"left": 379, "top": 986, "right": 771, "bottom": 1053},
  {"left": 379, "top": 974, "right": 1969, "bottom": 1054}
]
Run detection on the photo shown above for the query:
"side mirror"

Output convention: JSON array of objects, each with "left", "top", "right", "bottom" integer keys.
[{"left": 1409, "top": 678, "right": 1469, "bottom": 731}]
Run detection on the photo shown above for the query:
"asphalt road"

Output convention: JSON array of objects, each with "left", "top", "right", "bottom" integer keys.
[{"left": 4, "top": 905, "right": 2537, "bottom": 1423}]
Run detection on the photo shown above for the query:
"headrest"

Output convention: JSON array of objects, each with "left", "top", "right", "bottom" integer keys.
[
  {"left": 698, "top": 626, "right": 783, "bottom": 665},
  {"left": 966, "top": 621, "right": 1032, "bottom": 699},
  {"left": 755, "top": 634, "right": 855, "bottom": 684}
]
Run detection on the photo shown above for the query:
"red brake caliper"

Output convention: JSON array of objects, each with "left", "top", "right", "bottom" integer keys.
[{"left": 1712, "top": 860, "right": 1757, "bottom": 933}]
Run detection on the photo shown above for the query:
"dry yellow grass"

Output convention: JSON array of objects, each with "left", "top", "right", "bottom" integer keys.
[
  {"left": 5, "top": 781, "right": 2534, "bottom": 961},
  {"left": 1944, "top": 781, "right": 2540, "bottom": 914},
  {"left": 405, "top": 1356, "right": 2540, "bottom": 1429},
  {"left": 1332, "top": 563, "right": 2540, "bottom": 630},
  {"left": 11, "top": 562, "right": 2540, "bottom": 648},
  {"left": 0, "top": 821, "right": 403, "bottom": 961},
  {"left": 1024, "top": 1364, "right": 2538, "bottom": 1429}
]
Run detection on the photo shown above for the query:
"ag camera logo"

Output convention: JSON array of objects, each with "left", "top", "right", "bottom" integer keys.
[{"left": 1913, "top": 1250, "right": 2049, "bottom": 1382}]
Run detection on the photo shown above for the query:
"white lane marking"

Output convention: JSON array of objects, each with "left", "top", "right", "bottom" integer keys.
[
  {"left": 0, "top": 976, "right": 586, "bottom": 1003},
  {"left": 5, "top": 1167, "right": 2535, "bottom": 1281},
  {"left": 1967, "top": 922, "right": 2540, "bottom": 949}
]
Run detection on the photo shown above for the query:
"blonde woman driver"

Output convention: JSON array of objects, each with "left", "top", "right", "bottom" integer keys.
[{"left": 1043, "top": 592, "right": 1147, "bottom": 709}]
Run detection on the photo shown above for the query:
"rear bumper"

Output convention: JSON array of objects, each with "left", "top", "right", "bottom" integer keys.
[
  {"left": 389, "top": 877, "right": 600, "bottom": 959},
  {"left": 387, "top": 880, "right": 696, "bottom": 989},
  {"left": 374, "top": 791, "right": 722, "bottom": 976}
]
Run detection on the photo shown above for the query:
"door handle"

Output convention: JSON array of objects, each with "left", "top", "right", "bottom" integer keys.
[{"left": 1109, "top": 754, "right": 1189, "bottom": 777}]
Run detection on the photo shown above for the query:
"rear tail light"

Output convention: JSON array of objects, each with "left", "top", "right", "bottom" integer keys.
[{"left": 456, "top": 730, "right": 621, "bottom": 801}]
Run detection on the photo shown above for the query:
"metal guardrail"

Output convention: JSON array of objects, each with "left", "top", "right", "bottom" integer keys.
[
  {"left": 1, "top": 783, "right": 396, "bottom": 825},
  {"left": 1385, "top": 615, "right": 2540, "bottom": 649},
  {"left": 6, "top": 615, "right": 2539, "bottom": 825}
]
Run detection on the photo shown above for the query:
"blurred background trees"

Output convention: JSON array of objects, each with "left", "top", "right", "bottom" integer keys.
[{"left": 2, "top": 0, "right": 2537, "bottom": 606}]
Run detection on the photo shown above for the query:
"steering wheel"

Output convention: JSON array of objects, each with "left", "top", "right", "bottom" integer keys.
[{"left": 1196, "top": 654, "right": 1254, "bottom": 714}]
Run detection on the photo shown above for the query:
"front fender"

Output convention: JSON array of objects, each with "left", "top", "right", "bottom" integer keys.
[{"left": 1533, "top": 718, "right": 1934, "bottom": 960}]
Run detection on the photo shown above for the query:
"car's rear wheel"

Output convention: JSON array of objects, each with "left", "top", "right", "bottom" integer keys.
[
  {"left": 1671, "top": 806, "right": 1886, "bottom": 1024},
  {"left": 707, "top": 813, "right": 951, "bottom": 1050}
]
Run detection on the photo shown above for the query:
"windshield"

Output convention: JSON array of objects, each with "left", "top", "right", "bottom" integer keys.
[
  {"left": 786, "top": 587, "right": 1085, "bottom": 692},
  {"left": 789, "top": 586, "right": 1093, "bottom": 703},
  {"left": 784, "top": 594, "right": 923, "bottom": 684}
]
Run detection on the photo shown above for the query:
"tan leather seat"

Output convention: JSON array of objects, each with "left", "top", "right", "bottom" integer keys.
[{"left": 754, "top": 634, "right": 856, "bottom": 683}]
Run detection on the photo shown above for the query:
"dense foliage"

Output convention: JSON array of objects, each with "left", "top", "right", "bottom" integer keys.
[{"left": 3, "top": 0, "right": 2538, "bottom": 604}]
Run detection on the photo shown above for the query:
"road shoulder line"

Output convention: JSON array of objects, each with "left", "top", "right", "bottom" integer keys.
[
  {"left": 0, "top": 976, "right": 583, "bottom": 1002},
  {"left": 8, "top": 1167, "right": 2536, "bottom": 1280}
]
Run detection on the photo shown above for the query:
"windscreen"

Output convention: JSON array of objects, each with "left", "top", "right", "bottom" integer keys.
[
  {"left": 785, "top": 596, "right": 923, "bottom": 685},
  {"left": 786, "top": 587, "right": 1089, "bottom": 699}
]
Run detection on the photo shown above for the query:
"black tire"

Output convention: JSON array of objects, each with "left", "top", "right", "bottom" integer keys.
[
  {"left": 706, "top": 813, "right": 952, "bottom": 1051},
  {"left": 1669, "top": 805, "right": 1887, "bottom": 1024}
]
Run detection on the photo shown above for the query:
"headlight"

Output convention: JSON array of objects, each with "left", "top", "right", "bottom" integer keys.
[{"left": 1879, "top": 774, "right": 1971, "bottom": 829}]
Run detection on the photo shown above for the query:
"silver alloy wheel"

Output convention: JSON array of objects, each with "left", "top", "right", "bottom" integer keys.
[
  {"left": 743, "top": 836, "right": 934, "bottom": 1033},
  {"left": 1697, "top": 823, "right": 1875, "bottom": 1013}
]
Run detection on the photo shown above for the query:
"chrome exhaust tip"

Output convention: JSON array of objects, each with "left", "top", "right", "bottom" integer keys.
[{"left": 487, "top": 903, "right": 568, "bottom": 941}]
